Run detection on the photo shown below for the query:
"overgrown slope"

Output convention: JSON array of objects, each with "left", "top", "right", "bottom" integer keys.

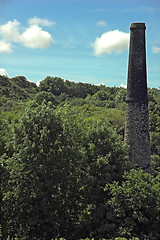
[{"left": 0, "top": 75, "right": 38, "bottom": 106}]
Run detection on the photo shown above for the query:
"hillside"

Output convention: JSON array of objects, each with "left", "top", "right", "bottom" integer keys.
[
  {"left": 0, "top": 75, "right": 38, "bottom": 106},
  {"left": 0, "top": 75, "right": 159, "bottom": 159},
  {"left": 0, "top": 75, "right": 160, "bottom": 239}
]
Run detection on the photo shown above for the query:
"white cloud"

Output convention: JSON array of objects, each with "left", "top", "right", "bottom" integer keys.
[
  {"left": 0, "top": 40, "right": 12, "bottom": 53},
  {"left": 96, "top": 21, "right": 107, "bottom": 27},
  {"left": 93, "top": 30, "right": 130, "bottom": 56},
  {"left": 120, "top": 83, "right": 127, "bottom": 89},
  {"left": 28, "top": 17, "right": 56, "bottom": 27},
  {"left": 0, "top": 18, "right": 54, "bottom": 52},
  {"left": 21, "top": 25, "right": 54, "bottom": 48},
  {"left": 152, "top": 46, "right": 160, "bottom": 54},
  {"left": 0, "top": 68, "right": 9, "bottom": 76},
  {"left": 36, "top": 80, "right": 41, "bottom": 86},
  {"left": 0, "top": 19, "right": 21, "bottom": 42}
]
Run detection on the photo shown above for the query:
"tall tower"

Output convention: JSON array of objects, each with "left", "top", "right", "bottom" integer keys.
[{"left": 125, "top": 23, "right": 151, "bottom": 172}]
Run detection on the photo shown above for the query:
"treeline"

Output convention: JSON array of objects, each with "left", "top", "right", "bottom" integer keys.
[
  {"left": 0, "top": 75, "right": 38, "bottom": 104},
  {"left": 0, "top": 75, "right": 159, "bottom": 163},
  {"left": 0, "top": 75, "right": 160, "bottom": 239}
]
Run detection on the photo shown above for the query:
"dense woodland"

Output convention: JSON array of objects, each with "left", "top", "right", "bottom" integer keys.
[{"left": 0, "top": 75, "right": 160, "bottom": 240}]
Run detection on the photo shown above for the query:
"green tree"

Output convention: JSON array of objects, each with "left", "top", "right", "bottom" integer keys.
[
  {"left": 79, "top": 122, "right": 129, "bottom": 239},
  {"left": 1, "top": 103, "right": 83, "bottom": 239},
  {"left": 39, "top": 76, "right": 66, "bottom": 96},
  {"left": 33, "top": 91, "right": 58, "bottom": 106},
  {"left": 55, "top": 105, "right": 130, "bottom": 239},
  {"left": 107, "top": 170, "right": 160, "bottom": 239},
  {"left": 115, "top": 87, "right": 126, "bottom": 110}
]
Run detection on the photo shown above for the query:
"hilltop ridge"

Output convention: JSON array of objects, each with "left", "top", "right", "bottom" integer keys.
[{"left": 0, "top": 75, "right": 38, "bottom": 106}]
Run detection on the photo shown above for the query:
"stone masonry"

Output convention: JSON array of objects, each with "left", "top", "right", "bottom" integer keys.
[{"left": 124, "top": 23, "right": 151, "bottom": 172}]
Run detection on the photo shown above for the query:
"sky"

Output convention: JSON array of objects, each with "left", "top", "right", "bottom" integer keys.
[{"left": 0, "top": 0, "right": 159, "bottom": 88}]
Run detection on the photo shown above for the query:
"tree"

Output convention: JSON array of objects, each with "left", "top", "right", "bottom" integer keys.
[
  {"left": 79, "top": 121, "right": 129, "bottom": 239},
  {"left": 115, "top": 87, "right": 126, "bottom": 110},
  {"left": 39, "top": 76, "right": 66, "bottom": 96},
  {"left": 33, "top": 91, "right": 58, "bottom": 106},
  {"left": 1, "top": 103, "right": 83, "bottom": 239},
  {"left": 107, "top": 170, "right": 160, "bottom": 239}
]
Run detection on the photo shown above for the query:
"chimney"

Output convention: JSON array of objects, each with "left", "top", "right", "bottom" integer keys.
[{"left": 124, "top": 22, "right": 151, "bottom": 172}]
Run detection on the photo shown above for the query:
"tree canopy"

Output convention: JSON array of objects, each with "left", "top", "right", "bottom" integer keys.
[{"left": 0, "top": 75, "right": 160, "bottom": 239}]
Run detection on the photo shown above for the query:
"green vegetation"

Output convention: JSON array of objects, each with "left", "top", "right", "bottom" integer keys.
[
  {"left": 0, "top": 75, "right": 160, "bottom": 239},
  {"left": 0, "top": 75, "right": 38, "bottom": 103}
]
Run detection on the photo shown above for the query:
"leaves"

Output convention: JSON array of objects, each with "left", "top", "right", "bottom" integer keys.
[
  {"left": 0, "top": 76, "right": 160, "bottom": 239},
  {"left": 107, "top": 170, "right": 160, "bottom": 239}
]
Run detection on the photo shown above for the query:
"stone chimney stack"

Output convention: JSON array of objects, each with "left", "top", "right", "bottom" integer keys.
[{"left": 124, "top": 23, "right": 151, "bottom": 172}]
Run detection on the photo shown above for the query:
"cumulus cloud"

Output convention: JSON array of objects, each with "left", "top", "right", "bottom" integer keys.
[
  {"left": 93, "top": 30, "right": 130, "bottom": 56},
  {"left": 0, "top": 19, "right": 21, "bottom": 42},
  {"left": 0, "top": 68, "right": 9, "bottom": 76},
  {"left": 152, "top": 46, "right": 160, "bottom": 54},
  {"left": 28, "top": 17, "right": 56, "bottom": 27},
  {"left": 96, "top": 21, "right": 107, "bottom": 27},
  {"left": 0, "top": 18, "right": 54, "bottom": 52},
  {"left": 21, "top": 25, "right": 54, "bottom": 48},
  {"left": 0, "top": 40, "right": 12, "bottom": 53}
]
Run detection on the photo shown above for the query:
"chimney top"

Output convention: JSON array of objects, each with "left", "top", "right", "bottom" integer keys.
[
  {"left": 130, "top": 22, "right": 146, "bottom": 30},
  {"left": 126, "top": 22, "right": 148, "bottom": 103}
]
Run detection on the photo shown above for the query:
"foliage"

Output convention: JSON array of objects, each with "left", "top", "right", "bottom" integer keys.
[
  {"left": 1, "top": 102, "right": 130, "bottom": 239},
  {"left": 31, "top": 91, "right": 58, "bottom": 107},
  {"left": 58, "top": 104, "right": 125, "bottom": 136},
  {"left": 0, "top": 75, "right": 160, "bottom": 239},
  {"left": 106, "top": 169, "right": 160, "bottom": 240},
  {"left": 0, "top": 76, "right": 38, "bottom": 105},
  {"left": 148, "top": 88, "right": 160, "bottom": 176},
  {"left": 78, "top": 122, "right": 129, "bottom": 239},
  {"left": 0, "top": 101, "right": 26, "bottom": 123},
  {"left": 39, "top": 76, "right": 99, "bottom": 99},
  {"left": 1, "top": 103, "right": 84, "bottom": 239}
]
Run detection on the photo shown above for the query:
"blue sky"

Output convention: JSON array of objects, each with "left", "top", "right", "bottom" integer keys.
[{"left": 0, "top": 0, "right": 159, "bottom": 88}]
